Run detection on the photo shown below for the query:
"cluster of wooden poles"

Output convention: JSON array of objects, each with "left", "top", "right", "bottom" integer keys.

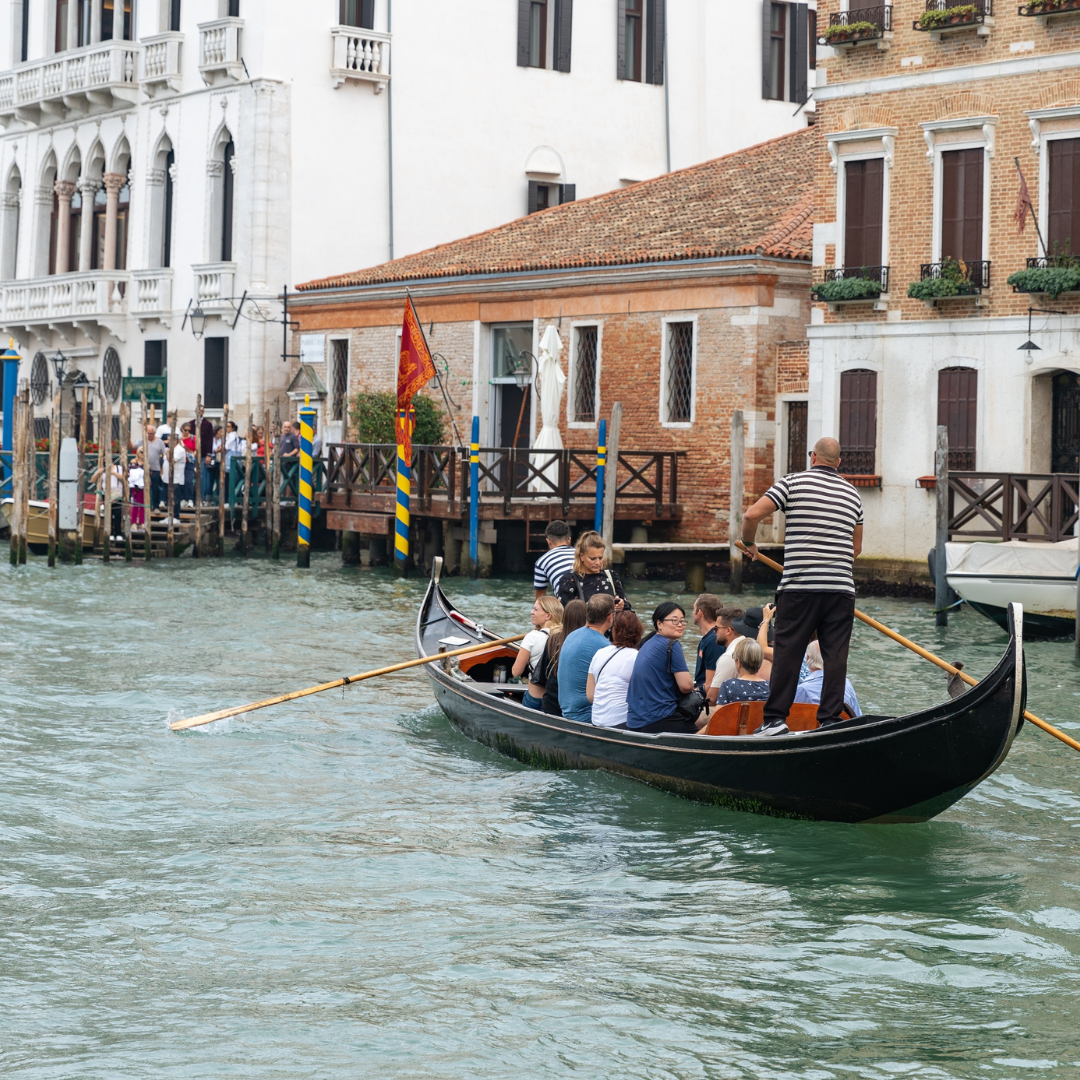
[{"left": 6, "top": 384, "right": 293, "bottom": 565}]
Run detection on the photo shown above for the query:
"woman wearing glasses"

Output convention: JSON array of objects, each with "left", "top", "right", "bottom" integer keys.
[{"left": 624, "top": 602, "right": 704, "bottom": 734}]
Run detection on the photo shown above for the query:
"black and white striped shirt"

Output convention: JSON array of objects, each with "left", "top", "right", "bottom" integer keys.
[
  {"left": 765, "top": 467, "right": 864, "bottom": 595},
  {"left": 533, "top": 544, "right": 576, "bottom": 593}
]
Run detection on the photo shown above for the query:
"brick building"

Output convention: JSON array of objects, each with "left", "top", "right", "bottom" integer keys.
[
  {"left": 810, "top": 0, "right": 1080, "bottom": 563},
  {"left": 288, "top": 129, "right": 814, "bottom": 561}
]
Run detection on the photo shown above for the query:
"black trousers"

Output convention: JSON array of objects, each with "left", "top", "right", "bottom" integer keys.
[{"left": 763, "top": 590, "right": 856, "bottom": 727}]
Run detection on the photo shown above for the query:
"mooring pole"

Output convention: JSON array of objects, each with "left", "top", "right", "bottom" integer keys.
[
  {"left": 297, "top": 395, "right": 315, "bottom": 569},
  {"left": 601, "top": 402, "right": 622, "bottom": 561},
  {"left": 98, "top": 395, "right": 108, "bottom": 561},
  {"left": 8, "top": 392, "right": 20, "bottom": 565},
  {"left": 242, "top": 414, "right": 253, "bottom": 555},
  {"left": 166, "top": 410, "right": 177, "bottom": 558},
  {"left": 48, "top": 390, "right": 59, "bottom": 567},
  {"left": 935, "top": 425, "right": 950, "bottom": 628},
  {"left": 594, "top": 418, "right": 607, "bottom": 534},
  {"left": 469, "top": 415, "right": 479, "bottom": 578},
  {"left": 193, "top": 395, "right": 203, "bottom": 558},
  {"left": 218, "top": 404, "right": 228, "bottom": 557},
  {"left": 140, "top": 394, "right": 152, "bottom": 563},
  {"left": 394, "top": 405, "right": 411, "bottom": 577},
  {"left": 0, "top": 341, "right": 18, "bottom": 494},
  {"left": 729, "top": 409, "right": 745, "bottom": 594},
  {"left": 271, "top": 408, "right": 282, "bottom": 560},
  {"left": 120, "top": 401, "right": 132, "bottom": 562},
  {"left": 75, "top": 385, "right": 88, "bottom": 565}
]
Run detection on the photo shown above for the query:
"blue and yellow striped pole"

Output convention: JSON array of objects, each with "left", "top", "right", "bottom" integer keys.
[
  {"left": 297, "top": 395, "right": 315, "bottom": 568},
  {"left": 594, "top": 418, "right": 607, "bottom": 533},
  {"left": 469, "top": 415, "right": 479, "bottom": 577},
  {"left": 395, "top": 407, "right": 412, "bottom": 575}
]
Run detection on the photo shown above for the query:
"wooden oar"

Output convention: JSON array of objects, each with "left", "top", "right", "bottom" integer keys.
[
  {"left": 737, "top": 542, "right": 1080, "bottom": 754},
  {"left": 171, "top": 634, "right": 525, "bottom": 732}
]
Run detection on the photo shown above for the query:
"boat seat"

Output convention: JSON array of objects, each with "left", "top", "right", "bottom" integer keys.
[{"left": 704, "top": 701, "right": 851, "bottom": 736}]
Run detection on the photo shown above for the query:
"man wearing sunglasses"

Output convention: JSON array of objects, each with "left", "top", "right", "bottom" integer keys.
[{"left": 741, "top": 437, "right": 864, "bottom": 736}]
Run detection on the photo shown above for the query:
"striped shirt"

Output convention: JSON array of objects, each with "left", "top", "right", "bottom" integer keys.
[
  {"left": 533, "top": 544, "right": 576, "bottom": 592},
  {"left": 765, "top": 467, "right": 863, "bottom": 595}
]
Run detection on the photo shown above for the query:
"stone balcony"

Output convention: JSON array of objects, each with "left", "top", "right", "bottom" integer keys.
[
  {"left": 330, "top": 27, "right": 391, "bottom": 92},
  {"left": 131, "top": 268, "right": 174, "bottom": 330},
  {"left": 192, "top": 262, "right": 237, "bottom": 314},
  {"left": 141, "top": 32, "right": 183, "bottom": 96},
  {"left": 0, "top": 270, "right": 130, "bottom": 343},
  {"left": 199, "top": 18, "right": 244, "bottom": 85},
  {"left": 0, "top": 40, "right": 140, "bottom": 126}
]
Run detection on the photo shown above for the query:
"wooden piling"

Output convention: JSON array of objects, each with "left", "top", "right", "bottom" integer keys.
[
  {"left": 264, "top": 408, "right": 272, "bottom": 556},
  {"left": 48, "top": 389, "right": 59, "bottom": 567},
  {"left": 120, "top": 401, "right": 132, "bottom": 562},
  {"left": 729, "top": 409, "right": 745, "bottom": 594},
  {"left": 140, "top": 394, "right": 152, "bottom": 562},
  {"left": 101, "top": 393, "right": 112, "bottom": 562},
  {"left": 242, "top": 413, "right": 253, "bottom": 554},
  {"left": 934, "top": 425, "right": 950, "bottom": 628},
  {"left": 601, "top": 402, "right": 622, "bottom": 561},
  {"left": 193, "top": 396, "right": 204, "bottom": 558},
  {"left": 8, "top": 393, "right": 20, "bottom": 565},
  {"left": 166, "top": 408, "right": 177, "bottom": 557},
  {"left": 19, "top": 387, "right": 31, "bottom": 563},
  {"left": 75, "top": 385, "right": 88, "bottom": 565},
  {"left": 218, "top": 404, "right": 229, "bottom": 557},
  {"left": 272, "top": 412, "right": 282, "bottom": 560}
]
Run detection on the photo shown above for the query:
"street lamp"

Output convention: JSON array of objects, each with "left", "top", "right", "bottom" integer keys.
[
  {"left": 51, "top": 351, "right": 68, "bottom": 439},
  {"left": 189, "top": 305, "right": 208, "bottom": 341},
  {"left": 509, "top": 349, "right": 536, "bottom": 390}
]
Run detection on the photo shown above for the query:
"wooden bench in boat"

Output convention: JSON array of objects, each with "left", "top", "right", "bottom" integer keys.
[{"left": 705, "top": 701, "right": 850, "bottom": 736}]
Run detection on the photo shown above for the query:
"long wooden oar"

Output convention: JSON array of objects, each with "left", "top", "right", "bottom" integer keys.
[
  {"left": 737, "top": 543, "right": 1080, "bottom": 754},
  {"left": 171, "top": 634, "right": 525, "bottom": 732}
]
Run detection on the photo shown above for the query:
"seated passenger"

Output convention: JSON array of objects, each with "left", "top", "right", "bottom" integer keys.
[
  {"left": 794, "top": 640, "right": 862, "bottom": 717},
  {"left": 558, "top": 594, "right": 616, "bottom": 722},
  {"left": 512, "top": 596, "right": 563, "bottom": 711},
  {"left": 534, "top": 600, "right": 587, "bottom": 717},
  {"left": 554, "top": 530, "right": 630, "bottom": 611},
  {"left": 624, "top": 602, "right": 702, "bottom": 734},
  {"left": 713, "top": 638, "right": 770, "bottom": 706},
  {"left": 586, "top": 610, "right": 644, "bottom": 728}
]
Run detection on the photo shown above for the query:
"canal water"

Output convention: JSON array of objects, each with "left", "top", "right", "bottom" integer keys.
[{"left": 2, "top": 555, "right": 1079, "bottom": 1079}]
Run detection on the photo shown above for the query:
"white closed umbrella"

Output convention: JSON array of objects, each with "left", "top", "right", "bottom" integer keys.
[{"left": 530, "top": 325, "right": 565, "bottom": 493}]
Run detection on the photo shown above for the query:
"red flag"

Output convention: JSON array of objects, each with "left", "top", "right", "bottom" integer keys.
[
  {"left": 1015, "top": 169, "right": 1034, "bottom": 235},
  {"left": 396, "top": 296, "right": 437, "bottom": 459}
]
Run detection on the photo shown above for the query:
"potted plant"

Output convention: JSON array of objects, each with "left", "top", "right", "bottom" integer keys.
[
  {"left": 812, "top": 274, "right": 883, "bottom": 303},
  {"left": 918, "top": 5, "right": 979, "bottom": 29},
  {"left": 825, "top": 19, "right": 878, "bottom": 42},
  {"left": 1007, "top": 251, "right": 1080, "bottom": 298},
  {"left": 907, "top": 257, "right": 976, "bottom": 300}
]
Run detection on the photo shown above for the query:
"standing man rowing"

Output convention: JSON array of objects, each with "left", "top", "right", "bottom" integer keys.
[{"left": 741, "top": 437, "right": 863, "bottom": 736}]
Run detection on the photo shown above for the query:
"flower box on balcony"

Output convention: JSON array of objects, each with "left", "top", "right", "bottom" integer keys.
[
  {"left": 812, "top": 276, "right": 882, "bottom": 303},
  {"left": 914, "top": 1, "right": 993, "bottom": 37},
  {"left": 820, "top": 6, "right": 893, "bottom": 48},
  {"left": 916, "top": 475, "right": 937, "bottom": 489},
  {"left": 1007, "top": 259, "right": 1080, "bottom": 298},
  {"left": 1019, "top": 0, "right": 1080, "bottom": 17},
  {"left": 908, "top": 258, "right": 989, "bottom": 303},
  {"left": 842, "top": 475, "right": 883, "bottom": 488}
]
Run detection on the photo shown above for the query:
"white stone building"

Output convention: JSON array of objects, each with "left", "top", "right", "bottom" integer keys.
[{"left": 0, "top": 0, "right": 817, "bottom": 438}]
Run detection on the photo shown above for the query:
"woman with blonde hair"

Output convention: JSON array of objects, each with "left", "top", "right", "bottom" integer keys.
[
  {"left": 554, "top": 529, "right": 630, "bottom": 611},
  {"left": 712, "top": 638, "right": 770, "bottom": 706},
  {"left": 512, "top": 595, "right": 564, "bottom": 711}
]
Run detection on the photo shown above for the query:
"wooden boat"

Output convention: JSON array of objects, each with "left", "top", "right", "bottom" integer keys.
[
  {"left": 417, "top": 558, "right": 1027, "bottom": 823},
  {"left": 0, "top": 498, "right": 97, "bottom": 551}
]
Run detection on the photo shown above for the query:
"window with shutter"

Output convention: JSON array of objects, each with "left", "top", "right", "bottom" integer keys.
[
  {"left": 559, "top": 183, "right": 575, "bottom": 204},
  {"left": 764, "top": 3, "right": 786, "bottom": 101},
  {"left": 621, "top": 0, "right": 642, "bottom": 81},
  {"left": 203, "top": 339, "right": 229, "bottom": 410},
  {"left": 839, "top": 369, "right": 877, "bottom": 474},
  {"left": 645, "top": 0, "right": 664, "bottom": 85},
  {"left": 808, "top": 8, "right": 816, "bottom": 70},
  {"left": 340, "top": 0, "right": 375, "bottom": 28},
  {"left": 663, "top": 322, "right": 695, "bottom": 424},
  {"left": 937, "top": 367, "right": 977, "bottom": 470},
  {"left": 941, "top": 148, "right": 983, "bottom": 264},
  {"left": 554, "top": 0, "right": 573, "bottom": 71},
  {"left": 170, "top": 0, "right": 182, "bottom": 32},
  {"left": 571, "top": 326, "right": 599, "bottom": 423},
  {"left": 331, "top": 340, "right": 349, "bottom": 422},
  {"left": 844, "top": 159, "right": 884, "bottom": 269},
  {"left": 517, "top": 0, "right": 532, "bottom": 67},
  {"left": 789, "top": 3, "right": 807, "bottom": 104},
  {"left": 617, "top": 0, "right": 627, "bottom": 79},
  {"left": 787, "top": 401, "right": 808, "bottom": 476},
  {"left": 1048, "top": 139, "right": 1080, "bottom": 258}
]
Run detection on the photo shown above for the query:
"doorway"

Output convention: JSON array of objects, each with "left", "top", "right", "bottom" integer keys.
[
  {"left": 1052, "top": 371, "right": 1080, "bottom": 473},
  {"left": 490, "top": 324, "right": 534, "bottom": 491}
]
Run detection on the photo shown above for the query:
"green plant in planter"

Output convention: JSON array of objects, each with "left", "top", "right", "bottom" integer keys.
[
  {"left": 349, "top": 390, "right": 446, "bottom": 446},
  {"left": 907, "top": 257, "right": 973, "bottom": 300},
  {"left": 812, "top": 275, "right": 883, "bottom": 302},
  {"left": 918, "top": 4, "right": 979, "bottom": 29},
  {"left": 825, "top": 20, "right": 879, "bottom": 39},
  {"left": 1007, "top": 264, "right": 1080, "bottom": 298}
]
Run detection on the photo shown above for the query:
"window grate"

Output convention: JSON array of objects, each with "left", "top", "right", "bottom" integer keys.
[
  {"left": 331, "top": 340, "right": 349, "bottom": 422},
  {"left": 102, "top": 346, "right": 121, "bottom": 402},
  {"left": 665, "top": 322, "right": 693, "bottom": 423},
  {"left": 787, "top": 401, "right": 807, "bottom": 475},
  {"left": 33, "top": 417, "right": 50, "bottom": 442},
  {"left": 573, "top": 327, "right": 597, "bottom": 422}
]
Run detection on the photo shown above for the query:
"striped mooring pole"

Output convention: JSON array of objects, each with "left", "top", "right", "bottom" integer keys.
[
  {"left": 594, "top": 418, "right": 607, "bottom": 533},
  {"left": 469, "top": 415, "right": 479, "bottom": 577},
  {"left": 297, "top": 395, "right": 316, "bottom": 568},
  {"left": 395, "top": 407, "right": 412, "bottom": 576}
]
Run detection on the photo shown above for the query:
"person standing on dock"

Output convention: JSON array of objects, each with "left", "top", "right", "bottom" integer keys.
[
  {"left": 741, "top": 437, "right": 864, "bottom": 736},
  {"left": 533, "top": 520, "right": 576, "bottom": 600}
]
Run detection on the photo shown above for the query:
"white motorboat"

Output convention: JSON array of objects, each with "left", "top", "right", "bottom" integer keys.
[{"left": 945, "top": 538, "right": 1077, "bottom": 637}]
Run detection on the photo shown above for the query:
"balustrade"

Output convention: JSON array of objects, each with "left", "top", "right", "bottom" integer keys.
[
  {"left": 0, "top": 271, "right": 129, "bottom": 329},
  {"left": 330, "top": 27, "right": 391, "bottom": 91},
  {"left": 141, "top": 32, "right": 183, "bottom": 95},
  {"left": 198, "top": 18, "right": 244, "bottom": 85}
]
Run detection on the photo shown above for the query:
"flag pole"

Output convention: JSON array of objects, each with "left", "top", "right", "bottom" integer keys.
[{"left": 1015, "top": 156, "right": 1048, "bottom": 256}]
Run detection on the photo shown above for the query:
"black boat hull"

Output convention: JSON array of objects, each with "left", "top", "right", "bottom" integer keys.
[
  {"left": 417, "top": 563, "right": 1026, "bottom": 823},
  {"left": 964, "top": 599, "right": 1074, "bottom": 639}
]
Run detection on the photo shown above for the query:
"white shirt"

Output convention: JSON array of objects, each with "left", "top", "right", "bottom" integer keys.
[
  {"left": 710, "top": 636, "right": 746, "bottom": 689},
  {"left": 588, "top": 645, "right": 639, "bottom": 728},
  {"left": 128, "top": 465, "right": 145, "bottom": 489},
  {"left": 163, "top": 443, "right": 186, "bottom": 484},
  {"left": 520, "top": 627, "right": 550, "bottom": 675},
  {"left": 225, "top": 431, "right": 245, "bottom": 455}
]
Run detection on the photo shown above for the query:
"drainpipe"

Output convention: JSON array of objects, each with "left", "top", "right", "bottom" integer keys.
[
  {"left": 387, "top": 0, "right": 394, "bottom": 261},
  {"left": 663, "top": 0, "right": 670, "bottom": 172}
]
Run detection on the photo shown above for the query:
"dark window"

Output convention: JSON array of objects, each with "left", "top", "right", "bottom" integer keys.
[
  {"left": 1048, "top": 138, "right": 1080, "bottom": 258},
  {"left": 162, "top": 149, "right": 174, "bottom": 268},
  {"left": 56, "top": 0, "right": 68, "bottom": 51},
  {"left": 572, "top": 326, "right": 598, "bottom": 422},
  {"left": 102, "top": 0, "right": 134, "bottom": 40},
  {"left": 228, "top": 0, "right": 240, "bottom": 16},
  {"left": 34, "top": 417, "right": 51, "bottom": 442},
  {"left": 941, "top": 148, "right": 983, "bottom": 264},
  {"left": 144, "top": 340, "right": 166, "bottom": 377},
  {"left": 77, "top": 0, "right": 91, "bottom": 46},
  {"left": 331, "top": 340, "right": 349, "bottom": 422},
  {"left": 1052, "top": 371, "right": 1080, "bottom": 473},
  {"left": 115, "top": 183, "right": 129, "bottom": 270},
  {"left": 21, "top": 0, "right": 29, "bottom": 61},
  {"left": 787, "top": 401, "right": 807, "bottom": 475},
  {"left": 203, "top": 338, "right": 229, "bottom": 410},
  {"left": 221, "top": 141, "right": 234, "bottom": 261},
  {"left": 529, "top": 0, "right": 546, "bottom": 67},
  {"left": 938, "top": 367, "right": 977, "bottom": 471},
  {"left": 49, "top": 191, "right": 58, "bottom": 275},
  {"left": 808, "top": 7, "right": 816, "bottom": 69},
  {"left": 67, "top": 187, "right": 80, "bottom": 272},
  {"left": 844, "top": 158, "right": 884, "bottom": 269},
  {"left": 763, "top": 3, "right": 808, "bottom": 103},
  {"left": 340, "top": 0, "right": 374, "bottom": 28},
  {"left": 171, "top": 0, "right": 182, "bottom": 32},
  {"left": 527, "top": 181, "right": 574, "bottom": 214},
  {"left": 839, "top": 369, "right": 877, "bottom": 474},
  {"left": 665, "top": 322, "right": 694, "bottom": 423},
  {"left": 765, "top": 3, "right": 785, "bottom": 101},
  {"left": 618, "top": 0, "right": 642, "bottom": 81}
]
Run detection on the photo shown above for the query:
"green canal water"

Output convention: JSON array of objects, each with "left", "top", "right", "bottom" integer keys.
[{"left": 2, "top": 555, "right": 1079, "bottom": 1078}]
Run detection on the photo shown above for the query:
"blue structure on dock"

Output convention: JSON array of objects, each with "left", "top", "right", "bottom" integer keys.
[{"left": 1, "top": 341, "right": 19, "bottom": 490}]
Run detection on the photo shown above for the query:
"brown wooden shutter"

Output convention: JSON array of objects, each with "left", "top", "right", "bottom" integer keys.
[
  {"left": 839, "top": 369, "right": 877, "bottom": 474},
  {"left": 790, "top": 3, "right": 808, "bottom": 104},
  {"left": 528, "top": 181, "right": 540, "bottom": 215},
  {"left": 762, "top": 0, "right": 772, "bottom": 98},
  {"left": 844, "top": 159, "right": 883, "bottom": 269},
  {"left": 559, "top": 183, "right": 576, "bottom": 204},
  {"left": 554, "top": 0, "right": 573, "bottom": 71},
  {"left": 1048, "top": 138, "right": 1080, "bottom": 256},
  {"left": 517, "top": 0, "right": 532, "bottom": 67},
  {"left": 617, "top": 0, "right": 628, "bottom": 79},
  {"left": 941, "top": 148, "right": 983, "bottom": 264},
  {"left": 938, "top": 367, "right": 977, "bottom": 470},
  {"left": 646, "top": 0, "right": 665, "bottom": 84}
]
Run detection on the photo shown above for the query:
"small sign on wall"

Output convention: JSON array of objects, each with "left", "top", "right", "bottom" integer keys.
[{"left": 300, "top": 334, "right": 326, "bottom": 366}]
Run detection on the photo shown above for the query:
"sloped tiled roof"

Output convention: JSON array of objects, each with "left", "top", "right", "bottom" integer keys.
[{"left": 298, "top": 128, "right": 815, "bottom": 292}]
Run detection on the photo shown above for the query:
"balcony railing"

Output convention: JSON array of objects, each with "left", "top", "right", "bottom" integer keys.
[
  {"left": 192, "top": 262, "right": 237, "bottom": 310},
  {"left": 0, "top": 271, "right": 129, "bottom": 328},
  {"left": 1019, "top": 0, "right": 1080, "bottom": 16},
  {"left": 141, "top": 31, "right": 183, "bottom": 96},
  {"left": 914, "top": 0, "right": 993, "bottom": 34},
  {"left": 131, "top": 269, "right": 173, "bottom": 327},
  {"left": 0, "top": 40, "right": 140, "bottom": 126},
  {"left": 198, "top": 18, "right": 243, "bottom": 85},
  {"left": 920, "top": 260, "right": 991, "bottom": 292},
  {"left": 948, "top": 473, "right": 1079, "bottom": 542},
  {"left": 330, "top": 27, "right": 391, "bottom": 91},
  {"left": 825, "top": 265, "right": 890, "bottom": 292},
  {"left": 819, "top": 5, "right": 892, "bottom": 45}
]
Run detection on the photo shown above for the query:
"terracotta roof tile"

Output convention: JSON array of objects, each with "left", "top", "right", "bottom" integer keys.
[{"left": 298, "top": 128, "right": 816, "bottom": 292}]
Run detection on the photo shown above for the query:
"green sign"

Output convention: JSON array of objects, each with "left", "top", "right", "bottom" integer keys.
[{"left": 122, "top": 376, "right": 167, "bottom": 404}]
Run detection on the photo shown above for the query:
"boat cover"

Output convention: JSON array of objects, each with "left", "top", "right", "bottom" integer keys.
[{"left": 946, "top": 538, "right": 1079, "bottom": 579}]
